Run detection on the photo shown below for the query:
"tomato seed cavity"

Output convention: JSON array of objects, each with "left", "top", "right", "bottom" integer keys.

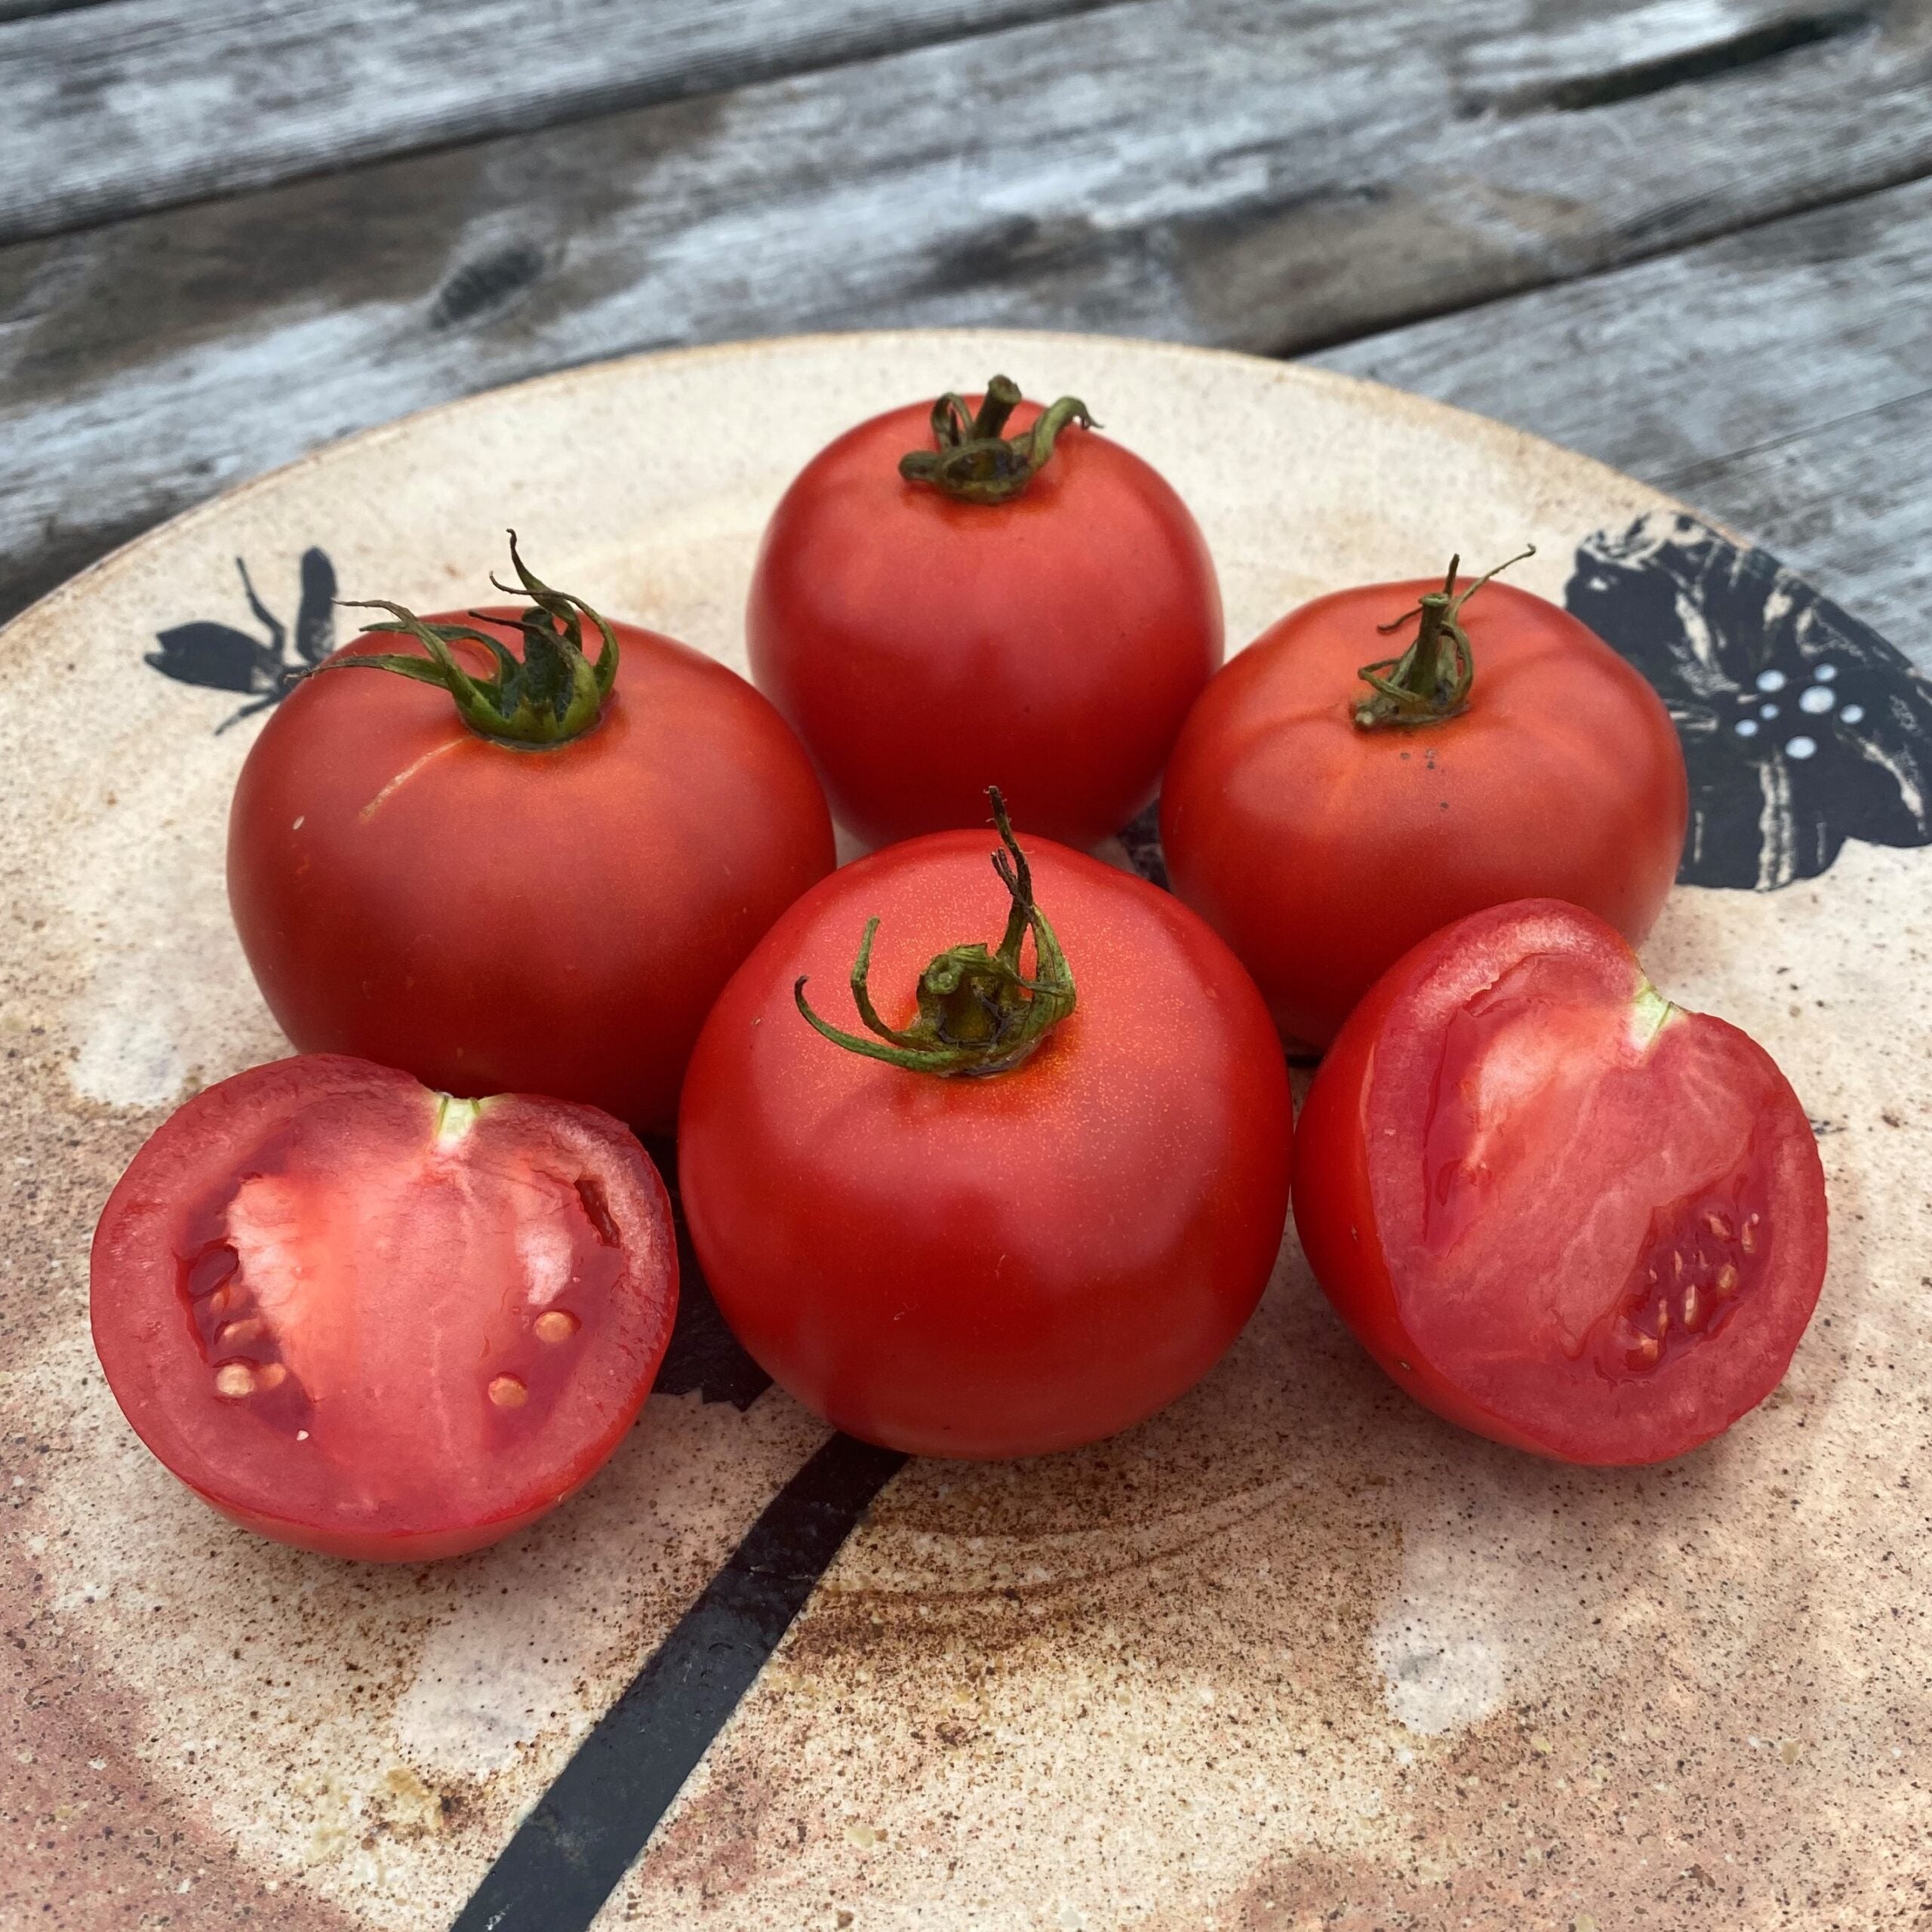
[
  {"left": 1600, "top": 1174, "right": 1767, "bottom": 1377},
  {"left": 575, "top": 1176, "right": 620, "bottom": 1246}
]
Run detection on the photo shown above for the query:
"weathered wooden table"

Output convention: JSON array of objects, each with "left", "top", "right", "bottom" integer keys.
[
  {"left": 5, "top": 0, "right": 1927, "bottom": 661},
  {"left": 5, "top": 5, "right": 1930, "bottom": 1929}
]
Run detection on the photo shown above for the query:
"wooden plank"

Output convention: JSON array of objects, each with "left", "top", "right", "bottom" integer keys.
[
  {"left": 1313, "top": 173, "right": 1932, "bottom": 663},
  {"left": 0, "top": 0, "right": 1112, "bottom": 245},
  {"left": 0, "top": 0, "right": 111, "bottom": 20},
  {"left": 5, "top": 0, "right": 1932, "bottom": 623}
]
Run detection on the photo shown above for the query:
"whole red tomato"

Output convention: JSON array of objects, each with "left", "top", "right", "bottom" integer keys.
[
  {"left": 678, "top": 795, "right": 1292, "bottom": 1458},
  {"left": 1160, "top": 554, "right": 1688, "bottom": 1051},
  {"left": 1292, "top": 900, "right": 1827, "bottom": 1465},
  {"left": 748, "top": 377, "right": 1223, "bottom": 851},
  {"left": 228, "top": 540, "right": 834, "bottom": 1131},
  {"left": 91, "top": 1054, "right": 678, "bottom": 1560}
]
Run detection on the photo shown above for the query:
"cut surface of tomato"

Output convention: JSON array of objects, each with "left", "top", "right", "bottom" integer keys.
[
  {"left": 1292, "top": 900, "right": 1826, "bottom": 1464},
  {"left": 91, "top": 1057, "right": 677, "bottom": 1559}
]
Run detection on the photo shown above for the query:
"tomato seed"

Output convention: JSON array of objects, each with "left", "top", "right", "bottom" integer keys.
[
  {"left": 1706, "top": 1212, "right": 1734, "bottom": 1240},
  {"left": 534, "top": 1310, "right": 580, "bottom": 1344},
  {"left": 1682, "top": 1283, "right": 1703, "bottom": 1331},
  {"left": 256, "top": 1362, "right": 288, "bottom": 1392},
  {"left": 1741, "top": 1215, "right": 1760, "bottom": 1254},
  {"left": 1715, "top": 1263, "right": 1740, "bottom": 1297},
  {"left": 216, "top": 1317, "right": 265, "bottom": 1348},
  {"left": 213, "top": 1362, "right": 257, "bottom": 1398},
  {"left": 488, "top": 1374, "right": 528, "bottom": 1408}
]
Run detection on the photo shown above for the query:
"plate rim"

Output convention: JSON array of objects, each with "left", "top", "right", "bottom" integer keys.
[{"left": 1, "top": 324, "right": 1730, "bottom": 648}]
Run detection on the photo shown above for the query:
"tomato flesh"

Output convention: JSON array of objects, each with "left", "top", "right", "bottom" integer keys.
[
  {"left": 1293, "top": 900, "right": 1826, "bottom": 1464},
  {"left": 92, "top": 1057, "right": 677, "bottom": 1559}
]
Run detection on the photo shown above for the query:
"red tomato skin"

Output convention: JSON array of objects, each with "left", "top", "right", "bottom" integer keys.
[
  {"left": 1292, "top": 900, "right": 1828, "bottom": 1465},
  {"left": 228, "top": 612, "right": 835, "bottom": 1134},
  {"left": 748, "top": 398, "right": 1223, "bottom": 851},
  {"left": 90, "top": 1056, "right": 678, "bottom": 1561},
  {"left": 1161, "top": 578, "right": 1688, "bottom": 1051},
  {"left": 678, "top": 832, "right": 1291, "bottom": 1459}
]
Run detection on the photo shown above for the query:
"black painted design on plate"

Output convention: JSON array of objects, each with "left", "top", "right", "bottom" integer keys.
[
  {"left": 640, "top": 1135, "right": 772, "bottom": 1411},
  {"left": 1564, "top": 512, "right": 1932, "bottom": 891},
  {"left": 146, "top": 547, "right": 336, "bottom": 731},
  {"left": 451, "top": 1432, "right": 906, "bottom": 1932}
]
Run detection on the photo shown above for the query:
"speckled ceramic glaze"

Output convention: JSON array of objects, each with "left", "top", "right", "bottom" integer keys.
[{"left": 3, "top": 331, "right": 1926, "bottom": 1932}]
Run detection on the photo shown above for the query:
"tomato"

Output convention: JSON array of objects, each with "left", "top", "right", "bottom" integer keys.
[
  {"left": 228, "top": 541, "right": 834, "bottom": 1133},
  {"left": 1160, "top": 555, "right": 1688, "bottom": 1051},
  {"left": 90, "top": 1055, "right": 678, "bottom": 1560},
  {"left": 1291, "top": 900, "right": 1827, "bottom": 1465},
  {"left": 678, "top": 796, "right": 1292, "bottom": 1458},
  {"left": 747, "top": 377, "right": 1223, "bottom": 851}
]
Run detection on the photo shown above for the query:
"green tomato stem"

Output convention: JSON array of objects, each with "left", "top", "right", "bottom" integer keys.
[
  {"left": 897, "top": 375, "right": 1097, "bottom": 505},
  {"left": 316, "top": 531, "right": 620, "bottom": 746},
  {"left": 1352, "top": 544, "right": 1537, "bottom": 731},
  {"left": 795, "top": 789, "right": 1077, "bottom": 1077}
]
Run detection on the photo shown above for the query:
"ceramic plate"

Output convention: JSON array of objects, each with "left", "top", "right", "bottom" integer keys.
[{"left": 5, "top": 330, "right": 1928, "bottom": 1932}]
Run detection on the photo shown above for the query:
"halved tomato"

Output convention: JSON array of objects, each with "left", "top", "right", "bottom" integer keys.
[
  {"left": 91, "top": 1056, "right": 677, "bottom": 1559},
  {"left": 1291, "top": 900, "right": 1827, "bottom": 1464}
]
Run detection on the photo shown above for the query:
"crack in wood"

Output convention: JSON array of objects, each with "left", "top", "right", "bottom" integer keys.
[{"left": 1531, "top": 8, "right": 1874, "bottom": 112}]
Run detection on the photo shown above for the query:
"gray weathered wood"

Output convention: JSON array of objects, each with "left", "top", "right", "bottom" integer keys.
[
  {"left": 0, "top": 0, "right": 1112, "bottom": 245},
  {"left": 5, "top": 0, "right": 1931, "bottom": 624},
  {"left": 1313, "top": 173, "right": 1932, "bottom": 664},
  {"left": 0, "top": 0, "right": 109, "bottom": 20}
]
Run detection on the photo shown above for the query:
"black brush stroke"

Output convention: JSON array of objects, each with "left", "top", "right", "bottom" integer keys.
[{"left": 451, "top": 1431, "right": 906, "bottom": 1932}]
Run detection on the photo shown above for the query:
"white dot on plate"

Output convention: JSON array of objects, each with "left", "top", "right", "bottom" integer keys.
[
  {"left": 1755, "top": 669, "right": 1788, "bottom": 692},
  {"left": 1798, "top": 685, "right": 1835, "bottom": 714},
  {"left": 1760, "top": 703, "right": 1780, "bottom": 719},
  {"left": 1735, "top": 718, "right": 1760, "bottom": 738},
  {"left": 1840, "top": 703, "right": 1865, "bottom": 724},
  {"left": 1785, "top": 736, "right": 1818, "bottom": 760},
  {"left": 1814, "top": 663, "right": 1837, "bottom": 681}
]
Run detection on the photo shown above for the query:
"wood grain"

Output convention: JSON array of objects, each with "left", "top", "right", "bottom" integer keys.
[
  {"left": 4, "top": 0, "right": 1930, "bottom": 623},
  {"left": 0, "top": 0, "right": 1114, "bottom": 245},
  {"left": 1315, "top": 174, "right": 1932, "bottom": 663}
]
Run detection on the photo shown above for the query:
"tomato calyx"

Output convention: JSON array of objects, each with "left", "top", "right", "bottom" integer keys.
[
  {"left": 794, "top": 787, "right": 1077, "bottom": 1075},
  {"left": 1352, "top": 544, "right": 1536, "bottom": 731},
  {"left": 897, "top": 375, "right": 1097, "bottom": 505},
  {"left": 324, "top": 531, "right": 620, "bottom": 746}
]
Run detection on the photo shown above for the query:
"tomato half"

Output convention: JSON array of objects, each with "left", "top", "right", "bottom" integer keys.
[
  {"left": 678, "top": 810, "right": 1292, "bottom": 1458},
  {"left": 228, "top": 550, "right": 833, "bottom": 1134},
  {"left": 91, "top": 1055, "right": 678, "bottom": 1559},
  {"left": 1291, "top": 900, "right": 1827, "bottom": 1464},
  {"left": 1161, "top": 565, "right": 1688, "bottom": 1051},
  {"left": 747, "top": 379, "right": 1223, "bottom": 851}
]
